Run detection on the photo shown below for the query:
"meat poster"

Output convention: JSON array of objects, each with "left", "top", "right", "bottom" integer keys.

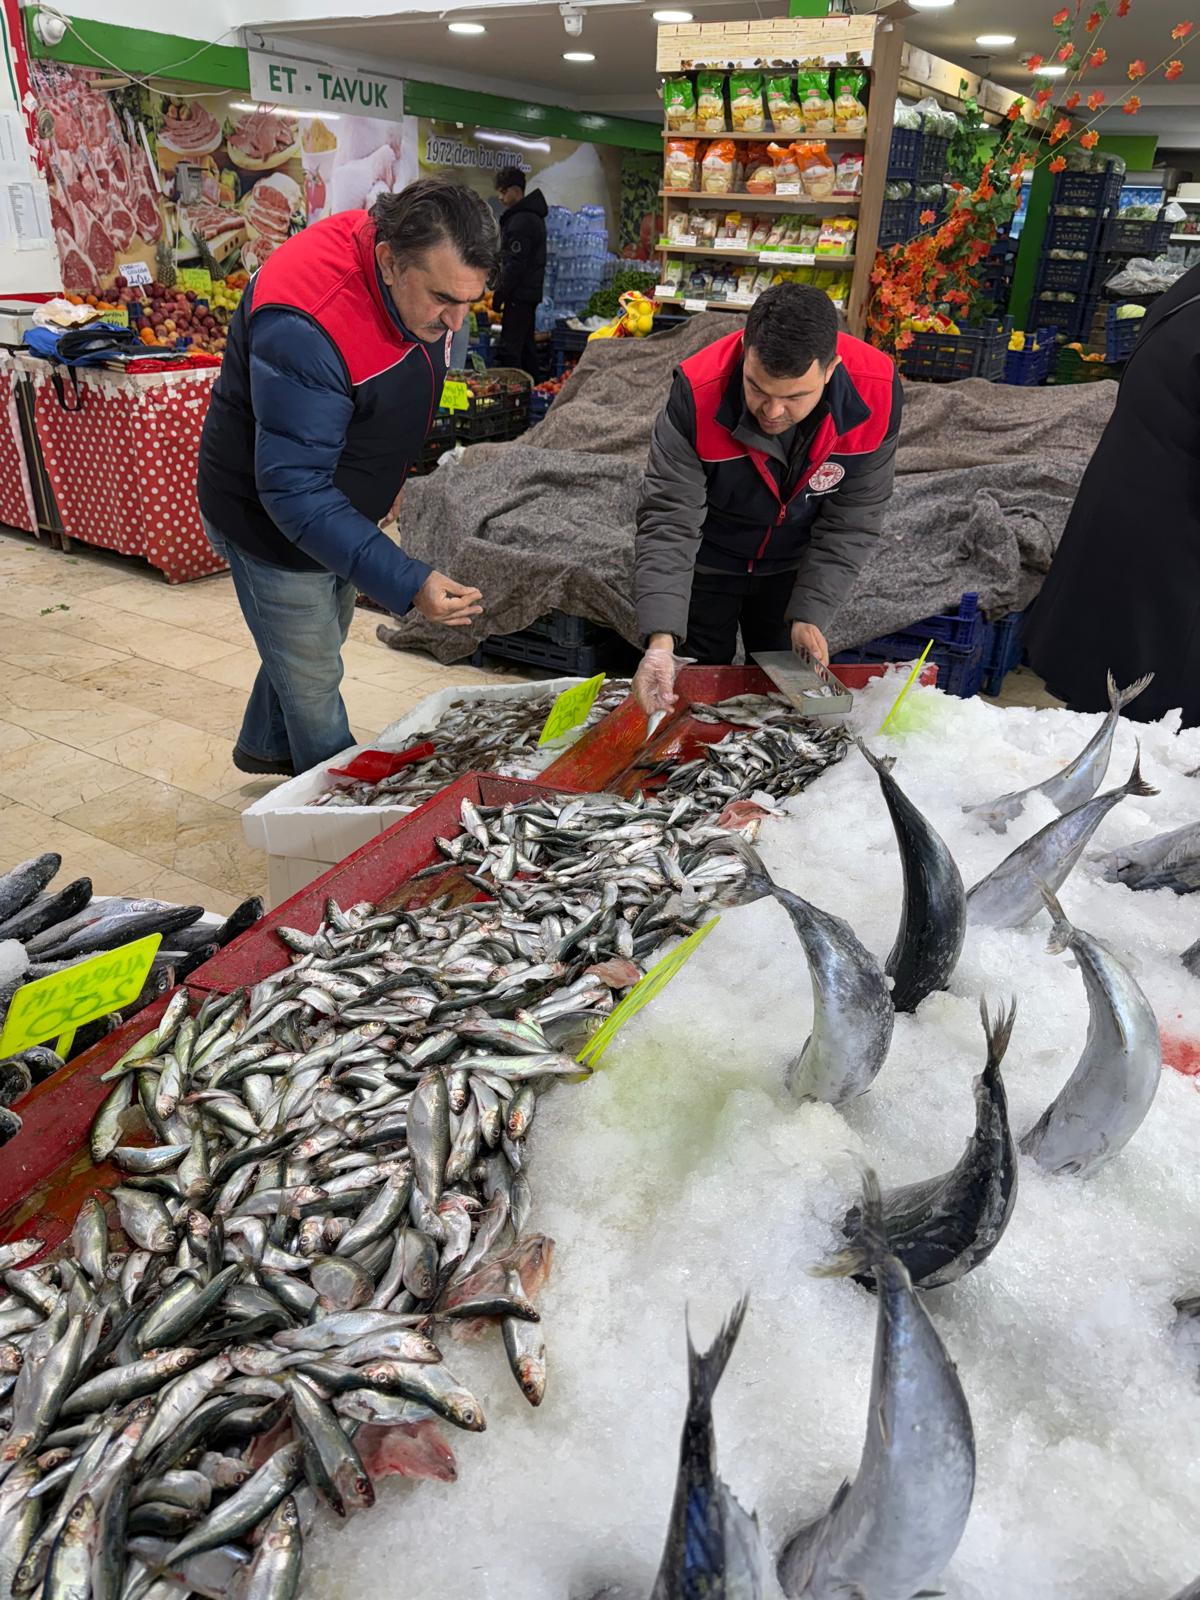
[{"left": 300, "top": 114, "right": 415, "bottom": 223}]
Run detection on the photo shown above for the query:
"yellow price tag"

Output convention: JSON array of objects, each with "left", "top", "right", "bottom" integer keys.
[
  {"left": 0, "top": 934, "right": 162, "bottom": 1061},
  {"left": 577, "top": 916, "right": 719, "bottom": 1067},
  {"left": 441, "top": 380, "right": 469, "bottom": 413},
  {"left": 537, "top": 673, "right": 606, "bottom": 747},
  {"left": 99, "top": 307, "right": 129, "bottom": 328},
  {"left": 879, "top": 639, "right": 934, "bottom": 733},
  {"left": 177, "top": 267, "right": 213, "bottom": 295}
]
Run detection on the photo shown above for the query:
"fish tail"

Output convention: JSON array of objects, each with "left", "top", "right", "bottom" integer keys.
[
  {"left": 1035, "top": 876, "right": 1074, "bottom": 955},
  {"left": 686, "top": 1294, "right": 749, "bottom": 1416},
  {"left": 1123, "top": 742, "right": 1158, "bottom": 800},
  {"left": 813, "top": 1163, "right": 889, "bottom": 1279},
  {"left": 980, "top": 995, "right": 1018, "bottom": 1066},
  {"left": 854, "top": 737, "right": 896, "bottom": 777},
  {"left": 700, "top": 834, "right": 776, "bottom": 907},
  {"left": 1109, "top": 669, "right": 1155, "bottom": 712}
]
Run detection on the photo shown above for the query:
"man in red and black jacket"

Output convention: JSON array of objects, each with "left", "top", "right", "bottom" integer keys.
[{"left": 633, "top": 283, "right": 901, "bottom": 714}]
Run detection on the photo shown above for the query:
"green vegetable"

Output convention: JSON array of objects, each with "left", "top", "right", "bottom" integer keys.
[{"left": 584, "top": 268, "right": 659, "bottom": 321}]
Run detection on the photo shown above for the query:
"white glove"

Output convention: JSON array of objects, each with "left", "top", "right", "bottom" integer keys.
[{"left": 633, "top": 647, "right": 683, "bottom": 717}]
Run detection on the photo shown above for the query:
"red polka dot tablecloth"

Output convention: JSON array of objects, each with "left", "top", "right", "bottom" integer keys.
[
  {"left": 0, "top": 358, "right": 37, "bottom": 535},
  {"left": 24, "top": 359, "right": 227, "bottom": 584}
]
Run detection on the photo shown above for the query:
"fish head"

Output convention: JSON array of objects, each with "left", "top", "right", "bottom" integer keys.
[
  {"left": 516, "top": 1355, "right": 546, "bottom": 1406},
  {"left": 446, "top": 1389, "right": 486, "bottom": 1431}
]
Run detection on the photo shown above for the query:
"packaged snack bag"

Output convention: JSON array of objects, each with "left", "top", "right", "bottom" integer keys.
[
  {"left": 701, "top": 140, "right": 736, "bottom": 194},
  {"left": 748, "top": 215, "right": 772, "bottom": 249},
  {"left": 690, "top": 209, "right": 718, "bottom": 242},
  {"left": 798, "top": 141, "right": 836, "bottom": 200},
  {"left": 798, "top": 68, "right": 834, "bottom": 134},
  {"left": 797, "top": 217, "right": 822, "bottom": 250},
  {"left": 696, "top": 72, "right": 726, "bottom": 133},
  {"left": 833, "top": 67, "right": 868, "bottom": 135},
  {"left": 664, "top": 77, "right": 697, "bottom": 133},
  {"left": 766, "top": 75, "right": 803, "bottom": 135},
  {"left": 765, "top": 212, "right": 790, "bottom": 248},
  {"left": 664, "top": 138, "right": 699, "bottom": 189},
  {"left": 660, "top": 256, "right": 684, "bottom": 290},
  {"left": 730, "top": 72, "right": 766, "bottom": 132},
  {"left": 834, "top": 152, "right": 863, "bottom": 196},
  {"left": 768, "top": 141, "right": 801, "bottom": 194},
  {"left": 743, "top": 143, "right": 775, "bottom": 194},
  {"left": 667, "top": 211, "right": 692, "bottom": 242}
]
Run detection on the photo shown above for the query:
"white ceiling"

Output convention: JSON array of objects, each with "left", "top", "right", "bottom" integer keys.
[{"left": 257, "top": 0, "right": 1200, "bottom": 146}]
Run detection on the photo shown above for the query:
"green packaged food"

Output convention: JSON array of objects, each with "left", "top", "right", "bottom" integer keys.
[
  {"left": 729, "top": 72, "right": 765, "bottom": 133},
  {"left": 833, "top": 67, "right": 868, "bottom": 135},
  {"left": 766, "top": 74, "right": 802, "bottom": 135},
  {"left": 696, "top": 72, "right": 726, "bottom": 133},
  {"left": 798, "top": 68, "right": 834, "bottom": 134},
  {"left": 664, "top": 76, "right": 697, "bottom": 134}
]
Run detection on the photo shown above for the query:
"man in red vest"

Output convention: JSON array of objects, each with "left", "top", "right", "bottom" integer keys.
[
  {"left": 632, "top": 283, "right": 901, "bottom": 715},
  {"left": 198, "top": 180, "right": 498, "bottom": 776}
]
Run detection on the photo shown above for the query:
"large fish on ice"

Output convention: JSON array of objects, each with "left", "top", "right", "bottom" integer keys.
[
  {"left": 1020, "top": 883, "right": 1161, "bottom": 1178},
  {"left": 710, "top": 836, "right": 893, "bottom": 1104},
  {"left": 779, "top": 1168, "right": 976, "bottom": 1600},
  {"left": 650, "top": 1296, "right": 762, "bottom": 1600},
  {"left": 836, "top": 998, "right": 1018, "bottom": 1290},
  {"left": 966, "top": 748, "right": 1158, "bottom": 929},
  {"left": 1094, "top": 819, "right": 1200, "bottom": 896},
  {"left": 857, "top": 741, "right": 965, "bottom": 1013},
  {"left": 963, "top": 671, "right": 1153, "bottom": 833}
]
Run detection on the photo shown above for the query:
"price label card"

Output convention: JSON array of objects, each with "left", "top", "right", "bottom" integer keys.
[
  {"left": 176, "top": 267, "right": 213, "bottom": 294},
  {"left": 683, "top": 298, "right": 708, "bottom": 312},
  {"left": 99, "top": 307, "right": 129, "bottom": 328},
  {"left": 440, "top": 379, "right": 470, "bottom": 413},
  {"left": 677, "top": 233, "right": 698, "bottom": 248},
  {"left": 538, "top": 672, "right": 606, "bottom": 747},
  {"left": 118, "top": 261, "right": 152, "bottom": 287},
  {"left": 776, "top": 182, "right": 801, "bottom": 196},
  {"left": 654, "top": 285, "right": 678, "bottom": 300},
  {"left": 577, "top": 916, "right": 720, "bottom": 1066},
  {"left": 0, "top": 934, "right": 162, "bottom": 1060}
]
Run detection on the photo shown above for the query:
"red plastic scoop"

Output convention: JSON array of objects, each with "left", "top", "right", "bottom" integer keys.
[{"left": 328, "top": 742, "right": 435, "bottom": 781}]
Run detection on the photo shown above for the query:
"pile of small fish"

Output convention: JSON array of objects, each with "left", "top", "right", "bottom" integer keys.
[
  {"left": 0, "top": 790, "right": 757, "bottom": 1599},
  {"left": 313, "top": 682, "right": 631, "bottom": 810},
  {"left": 644, "top": 694, "right": 849, "bottom": 808}
]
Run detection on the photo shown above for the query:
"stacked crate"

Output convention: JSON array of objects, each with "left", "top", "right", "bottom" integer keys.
[{"left": 1032, "top": 163, "right": 1122, "bottom": 345}]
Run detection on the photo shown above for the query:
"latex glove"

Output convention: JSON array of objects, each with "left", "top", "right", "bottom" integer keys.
[
  {"left": 413, "top": 570, "right": 483, "bottom": 628},
  {"left": 791, "top": 620, "right": 830, "bottom": 667},
  {"left": 633, "top": 646, "right": 680, "bottom": 718}
]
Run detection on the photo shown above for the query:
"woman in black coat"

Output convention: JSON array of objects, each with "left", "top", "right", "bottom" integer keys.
[{"left": 1025, "top": 261, "right": 1200, "bottom": 725}]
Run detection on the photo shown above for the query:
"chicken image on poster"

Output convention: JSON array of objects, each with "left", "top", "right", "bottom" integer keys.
[{"left": 303, "top": 115, "right": 415, "bottom": 222}]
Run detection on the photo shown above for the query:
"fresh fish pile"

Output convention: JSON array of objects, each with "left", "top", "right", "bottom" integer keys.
[
  {"left": 0, "top": 791, "right": 756, "bottom": 1599},
  {"left": 645, "top": 695, "right": 848, "bottom": 808},
  {"left": 312, "top": 682, "right": 631, "bottom": 809}
]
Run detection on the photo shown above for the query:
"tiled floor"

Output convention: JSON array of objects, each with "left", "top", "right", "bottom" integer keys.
[{"left": 0, "top": 530, "right": 528, "bottom": 915}]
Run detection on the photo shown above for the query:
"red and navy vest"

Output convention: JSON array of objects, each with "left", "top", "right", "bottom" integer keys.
[
  {"left": 198, "top": 210, "right": 442, "bottom": 570},
  {"left": 677, "top": 328, "right": 897, "bottom": 573}
]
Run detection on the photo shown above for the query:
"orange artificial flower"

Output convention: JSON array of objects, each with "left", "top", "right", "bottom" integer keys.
[
  {"left": 1049, "top": 116, "right": 1072, "bottom": 143},
  {"left": 1035, "top": 87, "right": 1054, "bottom": 107},
  {"left": 1052, "top": 5, "right": 1070, "bottom": 21},
  {"left": 1049, "top": 155, "right": 1067, "bottom": 172},
  {"left": 1026, "top": 53, "right": 1044, "bottom": 70},
  {"left": 1080, "top": 129, "right": 1099, "bottom": 148},
  {"left": 1166, "top": 58, "right": 1185, "bottom": 79},
  {"left": 1086, "top": 9, "right": 1102, "bottom": 29},
  {"left": 1116, "top": 0, "right": 1130, "bottom": 12},
  {"left": 919, "top": 209, "right": 936, "bottom": 224},
  {"left": 1057, "top": 42, "right": 1073, "bottom": 59},
  {"left": 1127, "top": 57, "right": 1147, "bottom": 78},
  {"left": 1006, "top": 101, "right": 1024, "bottom": 120},
  {"left": 1123, "top": 94, "right": 1142, "bottom": 113},
  {"left": 1173, "top": 20, "right": 1193, "bottom": 38},
  {"left": 1065, "top": 91, "right": 1081, "bottom": 109},
  {"left": 1088, "top": 46, "right": 1108, "bottom": 65},
  {"left": 1087, "top": 88, "right": 1106, "bottom": 108}
]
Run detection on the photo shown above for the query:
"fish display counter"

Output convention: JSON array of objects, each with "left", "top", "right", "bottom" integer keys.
[{"left": 2, "top": 673, "right": 1200, "bottom": 1599}]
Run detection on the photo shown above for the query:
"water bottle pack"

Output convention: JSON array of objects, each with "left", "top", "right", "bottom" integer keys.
[{"left": 539, "top": 203, "right": 611, "bottom": 322}]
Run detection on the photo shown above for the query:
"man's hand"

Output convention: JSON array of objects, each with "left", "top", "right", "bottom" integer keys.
[
  {"left": 413, "top": 570, "right": 483, "bottom": 628},
  {"left": 791, "top": 620, "right": 829, "bottom": 667},
  {"left": 633, "top": 637, "right": 679, "bottom": 716}
]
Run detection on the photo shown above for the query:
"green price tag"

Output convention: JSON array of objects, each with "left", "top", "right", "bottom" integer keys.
[
  {"left": 0, "top": 934, "right": 162, "bottom": 1061},
  {"left": 577, "top": 915, "right": 719, "bottom": 1067},
  {"left": 99, "top": 307, "right": 129, "bottom": 328},
  {"left": 537, "top": 672, "right": 606, "bottom": 747},
  {"left": 441, "top": 380, "right": 469, "bottom": 412},
  {"left": 177, "top": 267, "right": 213, "bottom": 294}
]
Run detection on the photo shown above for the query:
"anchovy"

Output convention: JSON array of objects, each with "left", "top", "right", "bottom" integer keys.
[
  {"left": 966, "top": 748, "right": 1158, "bottom": 928},
  {"left": 964, "top": 671, "right": 1154, "bottom": 832},
  {"left": 838, "top": 999, "right": 1018, "bottom": 1290},
  {"left": 1094, "top": 819, "right": 1200, "bottom": 895},
  {"left": 781, "top": 1169, "right": 975, "bottom": 1598},
  {"left": 1020, "top": 883, "right": 1161, "bottom": 1177},
  {"left": 858, "top": 741, "right": 965, "bottom": 1013}
]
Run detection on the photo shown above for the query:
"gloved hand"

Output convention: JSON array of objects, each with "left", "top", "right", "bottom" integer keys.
[
  {"left": 633, "top": 645, "right": 682, "bottom": 718},
  {"left": 790, "top": 620, "right": 830, "bottom": 666}
]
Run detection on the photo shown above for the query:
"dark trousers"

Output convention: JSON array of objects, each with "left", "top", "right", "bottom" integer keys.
[
  {"left": 496, "top": 300, "right": 538, "bottom": 375},
  {"left": 682, "top": 569, "right": 793, "bottom": 664}
]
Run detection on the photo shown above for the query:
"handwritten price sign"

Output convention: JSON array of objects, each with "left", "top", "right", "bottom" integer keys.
[
  {"left": 537, "top": 673, "right": 606, "bottom": 747},
  {"left": 0, "top": 934, "right": 162, "bottom": 1060},
  {"left": 576, "top": 915, "right": 719, "bottom": 1067},
  {"left": 440, "top": 380, "right": 469, "bottom": 413}
]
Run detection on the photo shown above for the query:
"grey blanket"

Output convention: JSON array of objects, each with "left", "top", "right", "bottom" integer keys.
[{"left": 380, "top": 314, "right": 1116, "bottom": 662}]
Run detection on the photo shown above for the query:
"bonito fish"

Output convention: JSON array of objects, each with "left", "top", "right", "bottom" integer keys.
[{"left": 1094, "top": 820, "right": 1200, "bottom": 896}]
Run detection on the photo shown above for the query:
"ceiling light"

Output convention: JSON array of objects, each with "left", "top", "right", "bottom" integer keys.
[
  {"left": 976, "top": 33, "right": 1016, "bottom": 46},
  {"left": 448, "top": 21, "right": 485, "bottom": 33},
  {"left": 1034, "top": 62, "right": 1068, "bottom": 75},
  {"left": 475, "top": 130, "right": 552, "bottom": 152},
  {"left": 653, "top": 9, "right": 694, "bottom": 20},
  {"left": 563, "top": 50, "right": 595, "bottom": 60},
  {"left": 907, "top": 0, "right": 956, "bottom": 9}
]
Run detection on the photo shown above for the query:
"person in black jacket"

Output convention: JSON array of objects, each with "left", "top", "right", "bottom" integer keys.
[
  {"left": 197, "top": 181, "right": 499, "bottom": 778},
  {"left": 494, "top": 166, "right": 547, "bottom": 375}
]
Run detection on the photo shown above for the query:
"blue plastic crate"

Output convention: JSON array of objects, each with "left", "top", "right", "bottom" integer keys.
[
  {"left": 1102, "top": 215, "right": 1170, "bottom": 254},
  {"left": 1045, "top": 211, "right": 1105, "bottom": 254},
  {"left": 1105, "top": 305, "right": 1144, "bottom": 361},
  {"left": 917, "top": 134, "right": 950, "bottom": 183},
  {"left": 878, "top": 198, "right": 916, "bottom": 248},
  {"left": 899, "top": 320, "right": 1012, "bottom": 383},
  {"left": 980, "top": 609, "right": 1027, "bottom": 695},
  {"left": 1002, "top": 333, "right": 1053, "bottom": 386},
  {"left": 1033, "top": 293, "right": 1098, "bottom": 343},
  {"left": 833, "top": 593, "right": 990, "bottom": 700},
  {"left": 887, "top": 127, "right": 921, "bottom": 180},
  {"left": 1036, "top": 256, "right": 1097, "bottom": 295},
  {"left": 1050, "top": 163, "right": 1122, "bottom": 214},
  {"left": 529, "top": 391, "right": 552, "bottom": 424}
]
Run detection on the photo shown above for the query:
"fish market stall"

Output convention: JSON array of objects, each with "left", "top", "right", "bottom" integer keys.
[
  {"left": 13, "top": 354, "right": 224, "bottom": 583},
  {"left": 3, "top": 675, "right": 1200, "bottom": 1599}
]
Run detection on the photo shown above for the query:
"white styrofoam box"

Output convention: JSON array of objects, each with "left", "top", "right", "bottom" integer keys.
[
  {"left": 267, "top": 853, "right": 331, "bottom": 910},
  {"left": 242, "top": 676, "right": 587, "bottom": 870}
]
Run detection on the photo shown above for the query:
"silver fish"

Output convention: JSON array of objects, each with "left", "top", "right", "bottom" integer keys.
[{"left": 1094, "top": 819, "right": 1200, "bottom": 895}]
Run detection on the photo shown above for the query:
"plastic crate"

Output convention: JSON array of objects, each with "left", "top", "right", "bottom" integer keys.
[
  {"left": 887, "top": 126, "right": 921, "bottom": 180},
  {"left": 980, "top": 609, "right": 1027, "bottom": 695},
  {"left": 1044, "top": 211, "right": 1106, "bottom": 254},
  {"left": 470, "top": 610, "right": 639, "bottom": 676},
  {"left": 1033, "top": 294, "right": 1098, "bottom": 343},
  {"left": 1002, "top": 332, "right": 1053, "bottom": 386},
  {"left": 529, "top": 390, "right": 553, "bottom": 423},
  {"left": 1101, "top": 215, "right": 1170, "bottom": 255},
  {"left": 1036, "top": 256, "right": 1097, "bottom": 295},
  {"left": 455, "top": 400, "right": 530, "bottom": 443},
  {"left": 835, "top": 638, "right": 984, "bottom": 699},
  {"left": 1050, "top": 163, "right": 1122, "bottom": 214},
  {"left": 1050, "top": 344, "right": 1117, "bottom": 384},
  {"left": 878, "top": 198, "right": 916, "bottom": 247},
  {"left": 916, "top": 133, "right": 949, "bottom": 183},
  {"left": 1105, "top": 305, "right": 1144, "bottom": 361},
  {"left": 899, "top": 319, "right": 1012, "bottom": 383}
]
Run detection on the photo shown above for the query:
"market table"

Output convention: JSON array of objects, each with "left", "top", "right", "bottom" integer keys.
[
  {"left": 0, "top": 351, "right": 39, "bottom": 536},
  {"left": 15, "top": 354, "right": 226, "bottom": 583}
]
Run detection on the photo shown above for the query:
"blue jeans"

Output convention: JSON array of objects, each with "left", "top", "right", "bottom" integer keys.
[{"left": 203, "top": 520, "right": 357, "bottom": 774}]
